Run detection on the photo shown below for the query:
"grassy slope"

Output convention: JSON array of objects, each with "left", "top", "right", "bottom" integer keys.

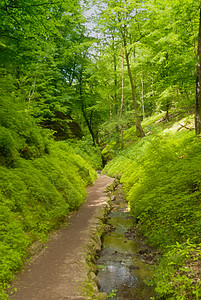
[
  {"left": 103, "top": 113, "right": 201, "bottom": 299},
  {"left": 0, "top": 140, "right": 101, "bottom": 299}
]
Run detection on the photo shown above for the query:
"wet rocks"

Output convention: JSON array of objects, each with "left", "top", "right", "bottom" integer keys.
[
  {"left": 129, "top": 265, "right": 140, "bottom": 271},
  {"left": 137, "top": 247, "right": 161, "bottom": 265},
  {"left": 96, "top": 184, "right": 156, "bottom": 299}
]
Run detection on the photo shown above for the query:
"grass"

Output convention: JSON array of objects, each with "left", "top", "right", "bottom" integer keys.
[
  {"left": 102, "top": 112, "right": 201, "bottom": 299},
  {"left": 0, "top": 140, "right": 100, "bottom": 299}
]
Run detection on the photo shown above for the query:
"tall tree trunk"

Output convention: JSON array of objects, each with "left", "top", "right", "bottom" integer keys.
[
  {"left": 82, "top": 110, "right": 96, "bottom": 146},
  {"left": 141, "top": 77, "right": 145, "bottom": 120},
  {"left": 112, "top": 35, "right": 118, "bottom": 114},
  {"left": 165, "top": 103, "right": 170, "bottom": 122},
  {"left": 79, "top": 73, "right": 96, "bottom": 145},
  {"left": 109, "top": 95, "right": 112, "bottom": 121},
  {"left": 151, "top": 76, "right": 154, "bottom": 97},
  {"left": 120, "top": 24, "right": 144, "bottom": 138},
  {"left": 195, "top": 4, "right": 201, "bottom": 135},
  {"left": 120, "top": 40, "right": 124, "bottom": 147}
]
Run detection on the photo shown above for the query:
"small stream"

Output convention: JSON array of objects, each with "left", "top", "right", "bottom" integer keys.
[{"left": 96, "top": 185, "right": 156, "bottom": 299}]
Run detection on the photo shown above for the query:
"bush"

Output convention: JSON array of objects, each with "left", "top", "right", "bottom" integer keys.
[
  {"left": 67, "top": 140, "right": 102, "bottom": 170},
  {"left": 103, "top": 120, "right": 201, "bottom": 299},
  {"left": 152, "top": 241, "right": 201, "bottom": 300},
  {"left": 0, "top": 97, "right": 50, "bottom": 165},
  {"left": 0, "top": 140, "right": 98, "bottom": 297}
]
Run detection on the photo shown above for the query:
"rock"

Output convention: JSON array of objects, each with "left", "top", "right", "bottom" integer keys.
[
  {"left": 110, "top": 195, "right": 115, "bottom": 201},
  {"left": 98, "top": 292, "right": 108, "bottom": 300},
  {"left": 139, "top": 248, "right": 150, "bottom": 255},
  {"left": 89, "top": 271, "right": 100, "bottom": 288},
  {"left": 129, "top": 265, "right": 140, "bottom": 270}
]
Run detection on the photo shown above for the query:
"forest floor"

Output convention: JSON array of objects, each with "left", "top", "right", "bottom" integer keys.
[{"left": 8, "top": 175, "right": 114, "bottom": 300}]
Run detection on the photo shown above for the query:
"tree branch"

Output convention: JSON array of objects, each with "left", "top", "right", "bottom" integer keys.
[{"left": 177, "top": 123, "right": 194, "bottom": 131}]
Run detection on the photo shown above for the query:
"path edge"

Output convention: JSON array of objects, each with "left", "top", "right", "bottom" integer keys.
[{"left": 82, "top": 179, "right": 118, "bottom": 300}]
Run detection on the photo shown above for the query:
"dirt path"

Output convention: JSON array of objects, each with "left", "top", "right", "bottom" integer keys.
[{"left": 8, "top": 175, "right": 114, "bottom": 300}]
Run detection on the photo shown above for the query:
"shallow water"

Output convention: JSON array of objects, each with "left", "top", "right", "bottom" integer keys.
[{"left": 96, "top": 189, "right": 155, "bottom": 299}]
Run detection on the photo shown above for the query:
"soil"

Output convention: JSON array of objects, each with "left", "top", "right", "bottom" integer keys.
[{"left": 8, "top": 175, "right": 114, "bottom": 300}]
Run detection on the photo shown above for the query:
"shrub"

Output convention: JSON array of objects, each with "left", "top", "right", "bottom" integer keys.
[
  {"left": 67, "top": 140, "right": 102, "bottom": 170},
  {"left": 0, "top": 97, "right": 50, "bottom": 165},
  {"left": 0, "top": 140, "right": 98, "bottom": 297},
  {"left": 152, "top": 241, "right": 201, "bottom": 300},
  {"left": 103, "top": 121, "right": 201, "bottom": 299}
]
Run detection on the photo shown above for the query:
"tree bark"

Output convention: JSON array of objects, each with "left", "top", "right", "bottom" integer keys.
[
  {"left": 120, "top": 24, "right": 144, "bottom": 138},
  {"left": 112, "top": 35, "right": 118, "bottom": 114},
  {"left": 120, "top": 40, "right": 124, "bottom": 147},
  {"left": 195, "top": 4, "right": 201, "bottom": 135},
  {"left": 79, "top": 72, "right": 96, "bottom": 145},
  {"left": 141, "top": 77, "right": 145, "bottom": 120},
  {"left": 165, "top": 103, "right": 170, "bottom": 122},
  {"left": 82, "top": 110, "right": 96, "bottom": 146}
]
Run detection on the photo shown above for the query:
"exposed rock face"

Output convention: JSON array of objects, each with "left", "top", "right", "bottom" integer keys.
[{"left": 42, "top": 111, "right": 82, "bottom": 140}]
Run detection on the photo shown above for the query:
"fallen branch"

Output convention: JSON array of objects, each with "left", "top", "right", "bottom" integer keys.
[{"left": 177, "top": 123, "right": 194, "bottom": 131}]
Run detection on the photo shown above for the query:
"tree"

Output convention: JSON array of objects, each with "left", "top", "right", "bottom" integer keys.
[
  {"left": 132, "top": 0, "right": 199, "bottom": 118},
  {"left": 196, "top": 3, "right": 201, "bottom": 135},
  {"left": 93, "top": 0, "right": 145, "bottom": 138},
  {"left": 119, "top": 21, "right": 144, "bottom": 137},
  {"left": 0, "top": 0, "right": 92, "bottom": 139}
]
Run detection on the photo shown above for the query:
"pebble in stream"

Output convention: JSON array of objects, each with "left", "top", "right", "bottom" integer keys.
[{"left": 96, "top": 186, "right": 155, "bottom": 300}]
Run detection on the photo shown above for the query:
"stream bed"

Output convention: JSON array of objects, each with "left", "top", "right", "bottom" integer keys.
[{"left": 96, "top": 185, "right": 156, "bottom": 299}]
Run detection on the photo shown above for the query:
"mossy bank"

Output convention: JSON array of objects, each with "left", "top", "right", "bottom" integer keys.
[
  {"left": 0, "top": 140, "right": 101, "bottom": 299},
  {"left": 102, "top": 114, "right": 201, "bottom": 299}
]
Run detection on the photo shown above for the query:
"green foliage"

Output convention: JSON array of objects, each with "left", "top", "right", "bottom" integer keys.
[
  {"left": 107, "top": 289, "right": 117, "bottom": 298},
  {"left": 67, "top": 140, "right": 102, "bottom": 170},
  {"left": 103, "top": 115, "right": 201, "bottom": 298},
  {"left": 125, "top": 131, "right": 201, "bottom": 247},
  {"left": 0, "top": 141, "right": 97, "bottom": 296},
  {"left": 104, "top": 125, "right": 201, "bottom": 247},
  {"left": 0, "top": 0, "right": 200, "bottom": 297},
  {"left": 0, "top": 194, "right": 30, "bottom": 283},
  {"left": 93, "top": 0, "right": 199, "bottom": 134},
  {"left": 0, "top": 2, "right": 103, "bottom": 295},
  {"left": 0, "top": 98, "right": 50, "bottom": 164},
  {"left": 152, "top": 241, "right": 201, "bottom": 299},
  {"left": 0, "top": 0, "right": 95, "bottom": 142}
]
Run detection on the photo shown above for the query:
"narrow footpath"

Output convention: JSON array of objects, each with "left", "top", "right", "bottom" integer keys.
[{"left": 8, "top": 175, "right": 114, "bottom": 300}]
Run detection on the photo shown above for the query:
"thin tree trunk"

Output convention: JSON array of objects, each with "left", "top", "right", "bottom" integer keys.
[
  {"left": 166, "top": 103, "right": 170, "bottom": 122},
  {"left": 82, "top": 108, "right": 96, "bottom": 145},
  {"left": 114, "top": 56, "right": 118, "bottom": 114},
  {"left": 151, "top": 76, "right": 154, "bottom": 97},
  {"left": 112, "top": 35, "right": 118, "bottom": 114},
  {"left": 120, "top": 40, "right": 124, "bottom": 146},
  {"left": 109, "top": 95, "right": 112, "bottom": 121},
  {"left": 125, "top": 45, "right": 144, "bottom": 137},
  {"left": 141, "top": 77, "right": 145, "bottom": 120},
  {"left": 195, "top": 4, "right": 201, "bottom": 135},
  {"left": 79, "top": 73, "right": 96, "bottom": 145},
  {"left": 120, "top": 24, "right": 144, "bottom": 138}
]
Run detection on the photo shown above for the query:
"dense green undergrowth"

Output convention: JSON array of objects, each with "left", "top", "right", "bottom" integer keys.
[
  {"left": 0, "top": 139, "right": 100, "bottom": 299},
  {"left": 103, "top": 114, "right": 201, "bottom": 299},
  {"left": 0, "top": 94, "right": 103, "bottom": 298}
]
